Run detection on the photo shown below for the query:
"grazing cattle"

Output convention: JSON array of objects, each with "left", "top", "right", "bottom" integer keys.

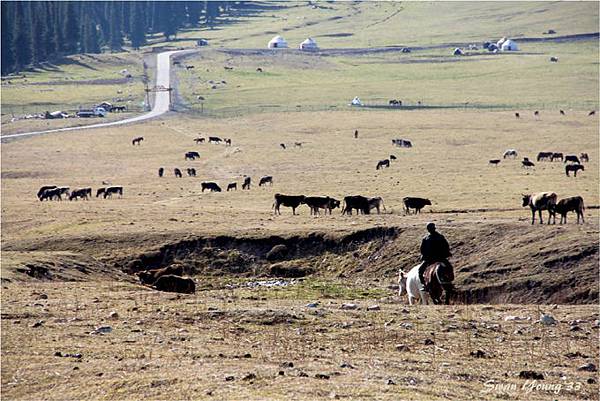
[
  {"left": 242, "top": 177, "right": 251, "bottom": 190},
  {"left": 112, "top": 105, "right": 127, "bottom": 112},
  {"left": 227, "top": 183, "right": 237, "bottom": 191},
  {"left": 522, "top": 160, "right": 535, "bottom": 168},
  {"left": 259, "top": 176, "right": 273, "bottom": 186},
  {"left": 96, "top": 188, "right": 106, "bottom": 198},
  {"left": 515, "top": 112, "right": 520, "bottom": 118},
  {"left": 554, "top": 196, "right": 585, "bottom": 224},
  {"left": 103, "top": 186, "right": 123, "bottom": 198},
  {"left": 392, "top": 139, "right": 412, "bottom": 148},
  {"left": 224, "top": 138, "right": 232, "bottom": 146},
  {"left": 153, "top": 274, "right": 195, "bottom": 294},
  {"left": 194, "top": 137, "right": 205, "bottom": 144},
  {"left": 522, "top": 192, "right": 557, "bottom": 225},
  {"left": 489, "top": 159, "right": 500, "bottom": 166},
  {"left": 280, "top": 143, "right": 286, "bottom": 149},
  {"left": 354, "top": 130, "right": 358, "bottom": 139},
  {"left": 208, "top": 136, "right": 222, "bottom": 144},
  {"left": 40, "top": 187, "right": 62, "bottom": 201},
  {"left": 389, "top": 99, "right": 402, "bottom": 106},
  {"left": 224, "top": 66, "right": 233, "bottom": 70},
  {"left": 69, "top": 188, "right": 91, "bottom": 201},
  {"left": 37, "top": 185, "right": 57, "bottom": 200},
  {"left": 534, "top": 111, "right": 540, "bottom": 117},
  {"left": 256, "top": 67, "right": 263, "bottom": 72},
  {"left": 564, "top": 155, "right": 580, "bottom": 164},
  {"left": 565, "top": 164, "right": 584, "bottom": 177},
  {"left": 186, "top": 65, "right": 194, "bottom": 70},
  {"left": 551, "top": 152, "right": 563, "bottom": 162},
  {"left": 503, "top": 149, "right": 518, "bottom": 159},
  {"left": 376, "top": 159, "right": 390, "bottom": 170},
  {"left": 273, "top": 194, "right": 305, "bottom": 215},
  {"left": 185, "top": 151, "right": 200, "bottom": 160},
  {"left": 304, "top": 196, "right": 340, "bottom": 215},
  {"left": 132, "top": 136, "right": 144, "bottom": 146},
  {"left": 54, "top": 187, "right": 70, "bottom": 199},
  {"left": 403, "top": 197, "right": 431, "bottom": 214},
  {"left": 368, "top": 197, "right": 386, "bottom": 214},
  {"left": 187, "top": 168, "right": 196, "bottom": 177},
  {"left": 588, "top": 111, "right": 595, "bottom": 116},
  {"left": 390, "top": 155, "right": 397, "bottom": 161},
  {"left": 560, "top": 110, "right": 565, "bottom": 116},
  {"left": 201, "top": 182, "right": 221, "bottom": 192},
  {"left": 158, "top": 167, "right": 164, "bottom": 177},
  {"left": 537, "top": 152, "right": 553, "bottom": 161},
  {"left": 137, "top": 265, "right": 184, "bottom": 285},
  {"left": 550, "top": 57, "right": 559, "bottom": 62},
  {"left": 174, "top": 168, "right": 183, "bottom": 178},
  {"left": 294, "top": 142, "right": 303, "bottom": 148},
  {"left": 341, "top": 195, "right": 370, "bottom": 215},
  {"left": 580, "top": 153, "right": 589, "bottom": 162}
]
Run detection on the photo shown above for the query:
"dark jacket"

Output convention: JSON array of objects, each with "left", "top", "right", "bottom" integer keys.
[{"left": 420, "top": 231, "right": 451, "bottom": 262}]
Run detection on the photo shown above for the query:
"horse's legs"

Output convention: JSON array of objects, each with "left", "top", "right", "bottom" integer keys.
[{"left": 538, "top": 209, "right": 543, "bottom": 224}]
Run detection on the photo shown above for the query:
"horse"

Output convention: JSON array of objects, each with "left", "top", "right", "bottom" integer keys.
[{"left": 399, "top": 262, "right": 454, "bottom": 305}]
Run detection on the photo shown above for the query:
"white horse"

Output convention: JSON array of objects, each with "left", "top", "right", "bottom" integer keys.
[{"left": 398, "top": 265, "right": 431, "bottom": 305}]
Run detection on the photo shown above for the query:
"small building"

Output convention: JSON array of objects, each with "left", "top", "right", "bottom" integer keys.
[
  {"left": 299, "top": 37, "right": 318, "bottom": 50},
  {"left": 501, "top": 39, "right": 519, "bottom": 51},
  {"left": 350, "top": 97, "right": 363, "bottom": 106},
  {"left": 453, "top": 48, "right": 464, "bottom": 56},
  {"left": 197, "top": 39, "right": 209, "bottom": 46},
  {"left": 268, "top": 35, "right": 288, "bottom": 49}
]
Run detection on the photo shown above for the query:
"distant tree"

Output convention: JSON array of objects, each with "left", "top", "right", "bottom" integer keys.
[
  {"left": 12, "top": 1, "right": 33, "bottom": 70},
  {"left": 129, "top": 2, "right": 147, "bottom": 49},
  {"left": 63, "top": 1, "right": 80, "bottom": 54},
  {"left": 205, "top": 1, "right": 220, "bottom": 29},
  {"left": 186, "top": 1, "right": 202, "bottom": 26},
  {"left": 1, "top": 2, "right": 16, "bottom": 74},
  {"left": 31, "top": 2, "right": 49, "bottom": 62},
  {"left": 109, "top": 4, "right": 122, "bottom": 51},
  {"left": 82, "top": 14, "right": 101, "bottom": 54}
]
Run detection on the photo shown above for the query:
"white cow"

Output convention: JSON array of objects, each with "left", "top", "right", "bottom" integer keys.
[
  {"left": 503, "top": 149, "right": 518, "bottom": 159},
  {"left": 398, "top": 265, "right": 431, "bottom": 305}
]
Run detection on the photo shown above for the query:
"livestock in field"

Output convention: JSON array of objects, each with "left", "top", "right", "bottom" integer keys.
[
  {"left": 560, "top": 110, "right": 565, "bottom": 116},
  {"left": 589, "top": 111, "right": 595, "bottom": 116},
  {"left": 53, "top": 187, "right": 70, "bottom": 199},
  {"left": 256, "top": 67, "right": 263, "bottom": 72},
  {"left": 201, "top": 182, "right": 221, "bottom": 192},
  {"left": 227, "top": 183, "right": 237, "bottom": 191},
  {"left": 138, "top": 265, "right": 184, "bottom": 285},
  {"left": 158, "top": 167, "right": 164, "bottom": 177},
  {"left": 194, "top": 137, "right": 205, "bottom": 144},
  {"left": 69, "top": 188, "right": 91, "bottom": 201},
  {"left": 96, "top": 188, "right": 106, "bottom": 198},
  {"left": 368, "top": 197, "right": 386, "bottom": 214},
  {"left": 564, "top": 155, "right": 580, "bottom": 164},
  {"left": 515, "top": 112, "right": 520, "bottom": 118},
  {"left": 280, "top": 143, "right": 286, "bottom": 149},
  {"left": 392, "top": 139, "right": 412, "bottom": 148},
  {"left": 550, "top": 57, "right": 559, "bottom": 62},
  {"left": 112, "top": 105, "right": 127, "bottom": 112},
  {"left": 242, "top": 177, "right": 251, "bottom": 190},
  {"left": 259, "top": 176, "right": 273, "bottom": 186},
  {"left": 225, "top": 138, "right": 232, "bottom": 146},
  {"left": 580, "top": 153, "right": 589, "bottom": 162},
  {"left": 174, "top": 168, "right": 183, "bottom": 178},
  {"left": 354, "top": 130, "right": 358, "bottom": 139},
  {"left": 37, "top": 185, "right": 57, "bottom": 200},
  {"left": 534, "top": 111, "right": 540, "bottom": 117},
  {"left": 153, "top": 275, "right": 195, "bottom": 294},
  {"left": 208, "top": 136, "right": 222, "bottom": 144},
  {"left": 273, "top": 194, "right": 305, "bottom": 215},
  {"left": 390, "top": 155, "right": 397, "bottom": 161},
  {"left": 376, "top": 159, "right": 390, "bottom": 170},
  {"left": 294, "top": 142, "right": 303, "bottom": 148},
  {"left": 39, "top": 187, "right": 62, "bottom": 201},
  {"left": 398, "top": 267, "right": 423, "bottom": 305},
  {"left": 522, "top": 192, "right": 557, "bottom": 225},
  {"left": 103, "top": 186, "right": 123, "bottom": 199},
  {"left": 554, "top": 196, "right": 585, "bottom": 224},
  {"left": 503, "top": 149, "right": 518, "bottom": 159},
  {"left": 186, "top": 65, "right": 194, "bottom": 70},
  {"left": 551, "top": 153, "right": 563, "bottom": 162},
  {"left": 341, "top": 195, "right": 370, "bottom": 215},
  {"left": 565, "top": 164, "right": 584, "bottom": 177},
  {"left": 185, "top": 151, "right": 200, "bottom": 160},
  {"left": 187, "top": 168, "right": 196, "bottom": 177},
  {"left": 403, "top": 197, "right": 431, "bottom": 214},
  {"left": 132, "top": 136, "right": 144, "bottom": 146},
  {"left": 489, "top": 159, "right": 500, "bottom": 166},
  {"left": 422, "top": 262, "right": 454, "bottom": 305},
  {"left": 537, "top": 152, "right": 553, "bottom": 161},
  {"left": 522, "top": 160, "right": 535, "bottom": 168},
  {"left": 303, "top": 196, "right": 340, "bottom": 215}
]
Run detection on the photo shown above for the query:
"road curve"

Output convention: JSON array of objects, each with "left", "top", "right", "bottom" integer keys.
[{"left": 1, "top": 50, "right": 189, "bottom": 142}]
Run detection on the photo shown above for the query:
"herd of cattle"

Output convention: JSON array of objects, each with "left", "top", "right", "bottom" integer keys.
[
  {"left": 36, "top": 185, "right": 123, "bottom": 201},
  {"left": 489, "top": 149, "right": 589, "bottom": 176},
  {"left": 522, "top": 192, "right": 585, "bottom": 225}
]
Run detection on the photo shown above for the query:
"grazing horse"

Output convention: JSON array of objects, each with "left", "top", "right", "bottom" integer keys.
[
  {"left": 96, "top": 188, "right": 106, "bottom": 198},
  {"left": 132, "top": 137, "right": 144, "bottom": 146},
  {"left": 242, "top": 177, "right": 251, "bottom": 190},
  {"left": 187, "top": 168, "right": 196, "bottom": 177},
  {"left": 185, "top": 151, "right": 200, "bottom": 160},
  {"left": 564, "top": 155, "right": 580, "bottom": 164},
  {"left": 560, "top": 110, "right": 565, "bottom": 116},
  {"left": 174, "top": 168, "right": 183, "bottom": 178},
  {"left": 280, "top": 143, "right": 286, "bottom": 150},
  {"left": 390, "top": 155, "right": 397, "bottom": 161},
  {"left": 537, "top": 152, "right": 553, "bottom": 161},
  {"left": 158, "top": 167, "right": 164, "bottom": 177},
  {"left": 521, "top": 160, "right": 535, "bottom": 168},
  {"left": 589, "top": 111, "right": 596, "bottom": 116},
  {"left": 489, "top": 159, "right": 500, "bottom": 166},
  {"left": 565, "top": 164, "right": 584, "bottom": 177},
  {"left": 104, "top": 186, "right": 123, "bottom": 199},
  {"left": 37, "top": 185, "right": 57, "bottom": 200},
  {"left": 376, "top": 159, "right": 390, "bottom": 170},
  {"left": 515, "top": 112, "right": 520, "bottom": 118},
  {"left": 224, "top": 138, "right": 232, "bottom": 146},
  {"left": 208, "top": 136, "right": 222, "bottom": 144},
  {"left": 194, "top": 137, "right": 205, "bottom": 144},
  {"left": 227, "top": 183, "right": 237, "bottom": 191},
  {"left": 522, "top": 192, "right": 557, "bottom": 225},
  {"left": 503, "top": 149, "right": 517, "bottom": 159},
  {"left": 259, "top": 176, "right": 273, "bottom": 186},
  {"left": 551, "top": 153, "right": 563, "bottom": 162}
]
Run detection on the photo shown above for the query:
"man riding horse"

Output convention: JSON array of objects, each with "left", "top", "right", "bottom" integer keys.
[{"left": 418, "top": 222, "right": 452, "bottom": 292}]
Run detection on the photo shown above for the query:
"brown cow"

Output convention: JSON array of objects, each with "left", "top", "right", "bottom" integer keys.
[
  {"left": 153, "top": 275, "right": 195, "bottom": 294},
  {"left": 522, "top": 192, "right": 557, "bottom": 225},
  {"left": 565, "top": 164, "right": 584, "bottom": 177},
  {"left": 554, "top": 196, "right": 585, "bottom": 224},
  {"left": 273, "top": 194, "right": 305, "bottom": 215},
  {"left": 138, "top": 265, "right": 184, "bottom": 285}
]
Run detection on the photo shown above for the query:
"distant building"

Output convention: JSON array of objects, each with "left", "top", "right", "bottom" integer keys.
[
  {"left": 501, "top": 39, "right": 519, "bottom": 51},
  {"left": 299, "top": 37, "right": 318, "bottom": 50},
  {"left": 268, "top": 36, "right": 288, "bottom": 49}
]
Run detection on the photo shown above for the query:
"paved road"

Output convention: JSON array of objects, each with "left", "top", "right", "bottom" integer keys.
[{"left": 1, "top": 49, "right": 188, "bottom": 142}]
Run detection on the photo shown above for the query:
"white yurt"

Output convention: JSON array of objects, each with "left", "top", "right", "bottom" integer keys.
[
  {"left": 351, "top": 97, "right": 363, "bottom": 106},
  {"left": 268, "top": 35, "right": 288, "bottom": 49},
  {"left": 299, "top": 37, "right": 318, "bottom": 50},
  {"left": 501, "top": 39, "right": 519, "bottom": 51},
  {"left": 496, "top": 37, "right": 507, "bottom": 48}
]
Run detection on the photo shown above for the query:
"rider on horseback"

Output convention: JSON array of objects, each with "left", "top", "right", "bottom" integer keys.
[{"left": 418, "top": 222, "right": 452, "bottom": 292}]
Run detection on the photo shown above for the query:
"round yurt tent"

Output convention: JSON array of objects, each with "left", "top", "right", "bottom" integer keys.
[
  {"left": 299, "top": 37, "right": 318, "bottom": 50},
  {"left": 501, "top": 39, "right": 519, "bottom": 51},
  {"left": 268, "top": 35, "right": 288, "bottom": 49}
]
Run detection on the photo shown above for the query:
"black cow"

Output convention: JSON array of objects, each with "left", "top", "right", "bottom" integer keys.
[
  {"left": 153, "top": 275, "right": 195, "bottom": 294},
  {"left": 185, "top": 151, "right": 200, "bottom": 160},
  {"left": 537, "top": 152, "right": 553, "bottom": 161},
  {"left": 69, "top": 188, "right": 91, "bottom": 201},
  {"left": 227, "top": 183, "right": 237, "bottom": 191},
  {"left": 132, "top": 136, "right": 144, "bottom": 146},
  {"left": 554, "top": 196, "right": 585, "bottom": 224},
  {"left": 40, "top": 187, "right": 62, "bottom": 201},
  {"left": 376, "top": 159, "right": 390, "bottom": 170},
  {"left": 158, "top": 167, "right": 164, "bottom": 177},
  {"left": 551, "top": 153, "right": 563, "bottom": 162},
  {"left": 174, "top": 168, "right": 183, "bottom": 178},
  {"left": 515, "top": 112, "right": 520, "bottom": 118},
  {"left": 403, "top": 197, "right": 431, "bottom": 214},
  {"left": 194, "top": 137, "right": 205, "bottom": 144},
  {"left": 201, "top": 182, "right": 221, "bottom": 192},
  {"left": 522, "top": 160, "right": 535, "bottom": 168},
  {"left": 187, "top": 168, "right": 196, "bottom": 177},
  {"left": 259, "top": 176, "right": 273, "bottom": 186},
  {"left": 208, "top": 136, "right": 222, "bottom": 144},
  {"left": 304, "top": 196, "right": 340, "bottom": 215},
  {"left": 341, "top": 195, "right": 370, "bottom": 215},
  {"left": 589, "top": 111, "right": 596, "bottom": 116},
  {"left": 96, "top": 188, "right": 106, "bottom": 198},
  {"left": 104, "top": 186, "right": 123, "bottom": 198},
  {"left": 37, "top": 185, "right": 57, "bottom": 200},
  {"left": 242, "top": 177, "right": 251, "bottom": 190},
  {"left": 392, "top": 139, "right": 412, "bottom": 148},
  {"left": 560, "top": 110, "right": 565, "bottom": 116},
  {"left": 565, "top": 164, "right": 584, "bottom": 177},
  {"left": 273, "top": 194, "right": 305, "bottom": 215},
  {"left": 534, "top": 111, "right": 540, "bottom": 117},
  {"left": 390, "top": 155, "right": 397, "bottom": 161},
  {"left": 489, "top": 159, "right": 500, "bottom": 166},
  {"left": 280, "top": 143, "right": 286, "bottom": 150},
  {"left": 564, "top": 155, "right": 580, "bottom": 164}
]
